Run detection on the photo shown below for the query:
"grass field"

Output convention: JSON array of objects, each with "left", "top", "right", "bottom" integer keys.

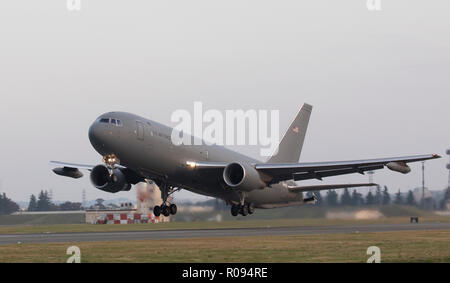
[
  {"left": 1, "top": 230, "right": 449, "bottom": 262},
  {"left": 0, "top": 213, "right": 84, "bottom": 226},
  {"left": 0, "top": 215, "right": 449, "bottom": 235},
  {"left": 2, "top": 215, "right": 449, "bottom": 262}
]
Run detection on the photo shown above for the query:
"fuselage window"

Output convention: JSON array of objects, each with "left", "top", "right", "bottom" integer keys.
[
  {"left": 111, "top": 118, "right": 117, "bottom": 125},
  {"left": 100, "top": 118, "right": 109, "bottom": 123},
  {"left": 116, "top": 120, "right": 122, "bottom": 126}
]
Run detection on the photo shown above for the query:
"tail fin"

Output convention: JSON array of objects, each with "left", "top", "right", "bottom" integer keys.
[{"left": 266, "top": 103, "right": 312, "bottom": 163}]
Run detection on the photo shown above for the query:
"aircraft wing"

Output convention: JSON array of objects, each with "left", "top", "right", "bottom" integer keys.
[
  {"left": 50, "top": 160, "right": 142, "bottom": 185},
  {"left": 287, "top": 183, "right": 378, "bottom": 193},
  {"left": 50, "top": 161, "right": 96, "bottom": 170},
  {"left": 185, "top": 161, "right": 229, "bottom": 169},
  {"left": 256, "top": 154, "right": 440, "bottom": 184},
  {"left": 186, "top": 154, "right": 440, "bottom": 184},
  {"left": 50, "top": 161, "right": 96, "bottom": 179}
]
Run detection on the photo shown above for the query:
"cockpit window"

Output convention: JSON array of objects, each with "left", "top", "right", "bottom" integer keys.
[{"left": 99, "top": 117, "right": 122, "bottom": 126}]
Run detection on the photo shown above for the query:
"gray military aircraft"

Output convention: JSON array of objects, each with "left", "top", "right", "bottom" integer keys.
[{"left": 51, "top": 104, "right": 440, "bottom": 217}]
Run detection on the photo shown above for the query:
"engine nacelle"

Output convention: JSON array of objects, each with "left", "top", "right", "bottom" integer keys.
[
  {"left": 90, "top": 165, "right": 131, "bottom": 193},
  {"left": 223, "top": 162, "right": 266, "bottom": 192},
  {"left": 386, "top": 162, "right": 411, "bottom": 174}
]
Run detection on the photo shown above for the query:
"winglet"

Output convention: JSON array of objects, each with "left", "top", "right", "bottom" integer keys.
[{"left": 266, "top": 103, "right": 312, "bottom": 163}]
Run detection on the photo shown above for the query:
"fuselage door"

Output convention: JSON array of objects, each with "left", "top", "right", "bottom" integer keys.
[{"left": 136, "top": 121, "right": 144, "bottom": 141}]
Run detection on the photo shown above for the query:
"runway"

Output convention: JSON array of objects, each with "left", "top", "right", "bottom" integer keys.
[{"left": 1, "top": 222, "right": 450, "bottom": 245}]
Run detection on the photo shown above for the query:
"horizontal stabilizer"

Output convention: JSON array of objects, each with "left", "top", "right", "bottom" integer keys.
[{"left": 288, "top": 183, "right": 378, "bottom": 193}]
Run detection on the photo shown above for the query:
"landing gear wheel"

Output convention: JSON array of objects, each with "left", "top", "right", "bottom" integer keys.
[
  {"left": 153, "top": 205, "right": 161, "bottom": 217},
  {"left": 240, "top": 205, "right": 249, "bottom": 216},
  {"left": 247, "top": 203, "right": 255, "bottom": 215},
  {"left": 169, "top": 204, "right": 177, "bottom": 215},
  {"left": 162, "top": 205, "right": 171, "bottom": 217},
  {"left": 231, "top": 204, "right": 239, "bottom": 217},
  {"left": 157, "top": 179, "right": 180, "bottom": 217}
]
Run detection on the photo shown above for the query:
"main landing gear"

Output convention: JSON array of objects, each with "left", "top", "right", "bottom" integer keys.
[
  {"left": 230, "top": 192, "right": 255, "bottom": 217},
  {"left": 153, "top": 203, "right": 177, "bottom": 217},
  {"left": 231, "top": 202, "right": 255, "bottom": 217},
  {"left": 152, "top": 180, "right": 180, "bottom": 217}
]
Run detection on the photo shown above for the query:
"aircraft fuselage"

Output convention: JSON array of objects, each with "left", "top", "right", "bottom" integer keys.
[{"left": 88, "top": 112, "right": 304, "bottom": 208}]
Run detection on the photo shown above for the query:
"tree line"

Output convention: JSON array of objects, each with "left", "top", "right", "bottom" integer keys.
[
  {"left": 0, "top": 193, "right": 20, "bottom": 215},
  {"left": 1, "top": 186, "right": 450, "bottom": 215},
  {"left": 27, "top": 190, "right": 82, "bottom": 212},
  {"left": 310, "top": 186, "right": 449, "bottom": 209},
  {"left": 0, "top": 190, "right": 84, "bottom": 214}
]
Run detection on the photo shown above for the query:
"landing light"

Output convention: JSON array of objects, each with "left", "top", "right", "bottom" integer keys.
[
  {"left": 103, "top": 154, "right": 119, "bottom": 167},
  {"left": 186, "top": 161, "right": 197, "bottom": 169}
]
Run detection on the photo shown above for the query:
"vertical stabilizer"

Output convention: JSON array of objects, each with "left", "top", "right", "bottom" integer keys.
[{"left": 266, "top": 103, "right": 312, "bottom": 163}]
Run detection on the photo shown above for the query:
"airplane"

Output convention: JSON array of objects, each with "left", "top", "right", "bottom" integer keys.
[{"left": 51, "top": 104, "right": 441, "bottom": 217}]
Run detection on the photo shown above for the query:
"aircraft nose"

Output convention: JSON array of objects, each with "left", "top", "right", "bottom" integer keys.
[{"left": 88, "top": 121, "right": 104, "bottom": 152}]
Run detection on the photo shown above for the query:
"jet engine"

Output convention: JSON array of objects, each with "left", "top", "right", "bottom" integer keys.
[
  {"left": 223, "top": 162, "right": 266, "bottom": 192},
  {"left": 90, "top": 165, "right": 132, "bottom": 193}
]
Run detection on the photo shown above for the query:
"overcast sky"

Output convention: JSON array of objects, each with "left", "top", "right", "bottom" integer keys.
[{"left": 0, "top": 0, "right": 449, "bottom": 203}]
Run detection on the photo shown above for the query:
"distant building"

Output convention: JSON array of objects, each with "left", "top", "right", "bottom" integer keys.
[
  {"left": 85, "top": 208, "right": 168, "bottom": 224},
  {"left": 85, "top": 182, "right": 170, "bottom": 224}
]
